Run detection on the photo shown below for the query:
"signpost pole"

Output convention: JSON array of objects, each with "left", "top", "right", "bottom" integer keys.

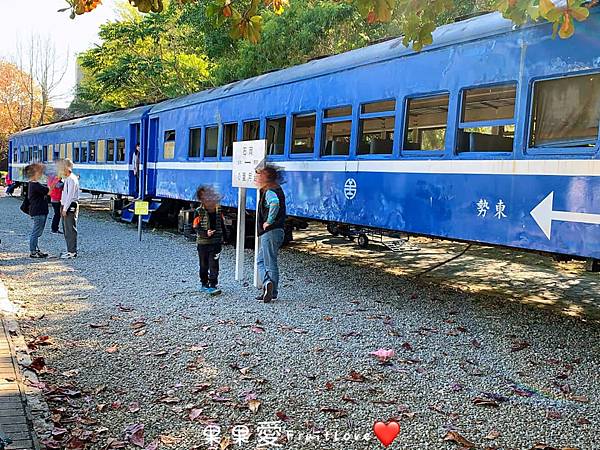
[
  {"left": 138, "top": 214, "right": 142, "bottom": 242},
  {"left": 254, "top": 188, "right": 260, "bottom": 288},
  {"left": 235, "top": 187, "right": 247, "bottom": 281}
]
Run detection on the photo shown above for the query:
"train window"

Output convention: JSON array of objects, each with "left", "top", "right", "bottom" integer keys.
[
  {"left": 358, "top": 117, "right": 395, "bottom": 155},
  {"left": 73, "top": 143, "right": 80, "bottom": 162},
  {"left": 116, "top": 139, "right": 126, "bottom": 162},
  {"left": 204, "top": 126, "right": 218, "bottom": 158},
  {"left": 66, "top": 143, "right": 73, "bottom": 160},
  {"left": 81, "top": 141, "right": 88, "bottom": 163},
  {"left": 59, "top": 143, "right": 66, "bottom": 159},
  {"left": 222, "top": 123, "right": 238, "bottom": 157},
  {"left": 457, "top": 84, "right": 516, "bottom": 153},
  {"left": 322, "top": 121, "right": 352, "bottom": 156},
  {"left": 89, "top": 141, "right": 96, "bottom": 162},
  {"left": 189, "top": 128, "right": 201, "bottom": 158},
  {"left": 325, "top": 106, "right": 352, "bottom": 118},
  {"left": 42, "top": 145, "right": 48, "bottom": 161},
  {"left": 291, "top": 113, "right": 316, "bottom": 154},
  {"left": 266, "top": 117, "right": 286, "bottom": 155},
  {"left": 530, "top": 73, "right": 600, "bottom": 148},
  {"left": 358, "top": 100, "right": 396, "bottom": 155},
  {"left": 243, "top": 120, "right": 260, "bottom": 140},
  {"left": 361, "top": 100, "right": 395, "bottom": 114},
  {"left": 47, "top": 145, "right": 53, "bottom": 162},
  {"left": 164, "top": 131, "right": 175, "bottom": 159},
  {"left": 404, "top": 94, "right": 449, "bottom": 151},
  {"left": 107, "top": 140, "right": 115, "bottom": 161},
  {"left": 97, "top": 140, "right": 106, "bottom": 163}
]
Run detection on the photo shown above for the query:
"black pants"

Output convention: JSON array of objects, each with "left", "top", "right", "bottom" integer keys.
[
  {"left": 51, "top": 202, "right": 61, "bottom": 232},
  {"left": 197, "top": 243, "right": 222, "bottom": 288}
]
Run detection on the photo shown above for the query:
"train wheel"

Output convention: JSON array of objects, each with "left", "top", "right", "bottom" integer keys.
[
  {"left": 357, "top": 233, "right": 369, "bottom": 248},
  {"left": 326, "top": 223, "right": 339, "bottom": 236}
]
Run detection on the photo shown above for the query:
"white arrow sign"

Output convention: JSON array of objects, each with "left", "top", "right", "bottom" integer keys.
[{"left": 530, "top": 191, "right": 600, "bottom": 239}]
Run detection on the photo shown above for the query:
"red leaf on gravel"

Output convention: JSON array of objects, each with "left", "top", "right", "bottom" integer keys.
[
  {"left": 106, "top": 345, "right": 119, "bottom": 354},
  {"left": 124, "top": 423, "right": 145, "bottom": 448},
  {"left": 66, "top": 437, "right": 86, "bottom": 449},
  {"left": 401, "top": 342, "right": 413, "bottom": 352},
  {"left": 546, "top": 410, "right": 562, "bottom": 420},
  {"left": 511, "top": 340, "right": 530, "bottom": 352},
  {"left": 28, "top": 356, "right": 46, "bottom": 372},
  {"left": 511, "top": 386, "right": 534, "bottom": 397},
  {"left": 276, "top": 411, "right": 290, "bottom": 421},
  {"left": 346, "top": 370, "right": 366, "bottom": 382},
  {"left": 530, "top": 445, "right": 579, "bottom": 450},
  {"left": 443, "top": 431, "right": 476, "bottom": 448},
  {"left": 325, "top": 382, "right": 334, "bottom": 391},
  {"left": 111, "top": 401, "right": 122, "bottom": 410},
  {"left": 576, "top": 417, "right": 591, "bottom": 426}
]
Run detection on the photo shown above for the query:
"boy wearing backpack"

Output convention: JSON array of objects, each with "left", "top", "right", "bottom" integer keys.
[{"left": 193, "top": 186, "right": 227, "bottom": 295}]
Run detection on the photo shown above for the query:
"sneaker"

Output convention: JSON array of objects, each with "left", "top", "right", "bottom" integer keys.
[
  {"left": 51, "top": 230, "right": 63, "bottom": 234},
  {"left": 30, "top": 252, "right": 44, "bottom": 258},
  {"left": 263, "top": 281, "right": 274, "bottom": 303},
  {"left": 60, "top": 252, "right": 77, "bottom": 259},
  {"left": 200, "top": 285, "right": 210, "bottom": 293},
  {"left": 36, "top": 250, "right": 48, "bottom": 258},
  {"left": 206, "top": 287, "right": 222, "bottom": 296}
]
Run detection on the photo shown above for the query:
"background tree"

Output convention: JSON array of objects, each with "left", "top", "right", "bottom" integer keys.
[
  {"left": 14, "top": 35, "right": 68, "bottom": 127},
  {"left": 0, "top": 61, "right": 54, "bottom": 170}
]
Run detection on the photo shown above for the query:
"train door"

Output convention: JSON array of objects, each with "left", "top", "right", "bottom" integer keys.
[
  {"left": 129, "top": 123, "right": 141, "bottom": 196},
  {"left": 146, "top": 118, "right": 159, "bottom": 197}
]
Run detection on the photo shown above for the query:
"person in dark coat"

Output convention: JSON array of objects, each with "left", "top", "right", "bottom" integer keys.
[
  {"left": 193, "top": 186, "right": 227, "bottom": 295},
  {"left": 26, "top": 163, "right": 49, "bottom": 258}
]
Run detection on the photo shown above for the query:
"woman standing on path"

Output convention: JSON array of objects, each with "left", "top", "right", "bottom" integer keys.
[
  {"left": 26, "top": 163, "right": 49, "bottom": 258},
  {"left": 255, "top": 165, "right": 286, "bottom": 303}
]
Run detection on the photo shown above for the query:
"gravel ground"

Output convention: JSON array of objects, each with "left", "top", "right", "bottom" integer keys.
[{"left": 1, "top": 194, "right": 599, "bottom": 450}]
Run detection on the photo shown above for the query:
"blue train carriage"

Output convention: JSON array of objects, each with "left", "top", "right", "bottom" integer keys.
[
  {"left": 147, "top": 10, "right": 600, "bottom": 260},
  {"left": 8, "top": 106, "right": 151, "bottom": 197}
]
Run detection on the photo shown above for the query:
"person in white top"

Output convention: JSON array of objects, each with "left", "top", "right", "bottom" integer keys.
[
  {"left": 59, "top": 159, "right": 80, "bottom": 259},
  {"left": 132, "top": 143, "right": 140, "bottom": 197}
]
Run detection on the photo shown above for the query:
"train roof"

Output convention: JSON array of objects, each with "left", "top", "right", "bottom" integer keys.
[
  {"left": 151, "top": 11, "right": 518, "bottom": 114},
  {"left": 11, "top": 105, "right": 151, "bottom": 138}
]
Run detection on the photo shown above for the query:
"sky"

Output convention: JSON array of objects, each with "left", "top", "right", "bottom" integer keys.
[{"left": 0, "top": 0, "right": 120, "bottom": 108}]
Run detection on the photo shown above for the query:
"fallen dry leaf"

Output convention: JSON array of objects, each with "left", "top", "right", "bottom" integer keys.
[
  {"left": 124, "top": 423, "right": 144, "bottom": 448},
  {"left": 443, "top": 430, "right": 476, "bottom": 448},
  {"left": 250, "top": 325, "right": 265, "bottom": 333},
  {"left": 117, "top": 304, "right": 134, "bottom": 312},
  {"left": 276, "top": 411, "right": 290, "bottom": 421},
  {"left": 347, "top": 370, "right": 366, "bottom": 382},
  {"left": 248, "top": 399, "right": 261, "bottom": 413},
  {"left": 473, "top": 397, "right": 499, "bottom": 407},
  {"left": 106, "top": 346, "right": 119, "bottom": 354},
  {"left": 189, "top": 408, "right": 203, "bottom": 421},
  {"left": 89, "top": 322, "right": 109, "bottom": 329},
  {"left": 485, "top": 430, "right": 500, "bottom": 440},
  {"left": 370, "top": 348, "right": 395, "bottom": 363},
  {"left": 220, "top": 436, "right": 231, "bottom": 450},
  {"left": 28, "top": 356, "right": 46, "bottom": 373},
  {"left": 144, "top": 440, "right": 159, "bottom": 450},
  {"left": 319, "top": 407, "right": 347, "bottom": 418},
  {"left": 159, "top": 435, "right": 182, "bottom": 446},
  {"left": 159, "top": 396, "right": 180, "bottom": 404},
  {"left": 61, "top": 369, "right": 80, "bottom": 378},
  {"left": 128, "top": 402, "right": 140, "bottom": 413},
  {"left": 153, "top": 350, "right": 168, "bottom": 357},
  {"left": 511, "top": 339, "right": 530, "bottom": 352}
]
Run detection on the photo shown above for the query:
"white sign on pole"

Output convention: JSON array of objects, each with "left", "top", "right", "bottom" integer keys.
[
  {"left": 232, "top": 140, "right": 266, "bottom": 283},
  {"left": 232, "top": 140, "right": 266, "bottom": 188}
]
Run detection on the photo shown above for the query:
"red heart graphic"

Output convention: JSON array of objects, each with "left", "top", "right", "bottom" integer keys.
[{"left": 373, "top": 421, "right": 400, "bottom": 447}]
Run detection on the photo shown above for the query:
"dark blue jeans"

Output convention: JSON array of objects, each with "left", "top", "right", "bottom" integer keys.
[
  {"left": 30, "top": 215, "right": 47, "bottom": 253},
  {"left": 257, "top": 228, "right": 285, "bottom": 296}
]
